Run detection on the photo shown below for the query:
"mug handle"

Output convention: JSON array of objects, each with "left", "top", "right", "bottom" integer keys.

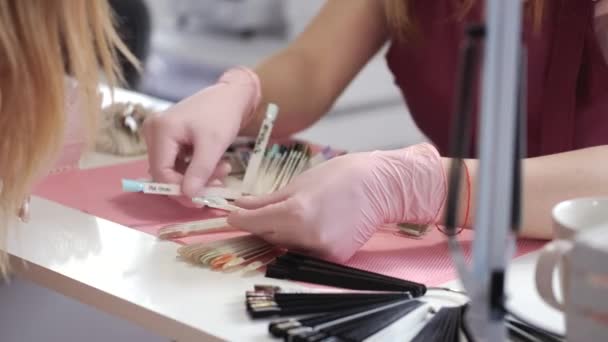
[{"left": 535, "top": 240, "right": 571, "bottom": 311}]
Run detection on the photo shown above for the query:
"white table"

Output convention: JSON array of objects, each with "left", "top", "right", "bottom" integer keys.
[{"left": 5, "top": 89, "right": 564, "bottom": 341}]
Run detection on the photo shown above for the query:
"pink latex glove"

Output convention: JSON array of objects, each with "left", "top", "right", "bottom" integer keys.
[
  {"left": 227, "top": 143, "right": 447, "bottom": 262},
  {"left": 143, "top": 67, "right": 261, "bottom": 199}
]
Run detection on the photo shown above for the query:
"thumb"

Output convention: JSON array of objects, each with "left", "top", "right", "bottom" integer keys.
[
  {"left": 227, "top": 200, "right": 290, "bottom": 235},
  {"left": 235, "top": 188, "right": 290, "bottom": 210}
]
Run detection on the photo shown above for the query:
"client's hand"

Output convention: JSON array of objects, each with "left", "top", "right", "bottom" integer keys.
[
  {"left": 227, "top": 143, "right": 447, "bottom": 262},
  {"left": 143, "top": 67, "right": 261, "bottom": 201}
]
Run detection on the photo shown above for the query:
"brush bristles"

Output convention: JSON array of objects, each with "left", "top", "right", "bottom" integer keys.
[
  {"left": 253, "top": 143, "right": 311, "bottom": 195},
  {"left": 177, "top": 235, "right": 280, "bottom": 272}
]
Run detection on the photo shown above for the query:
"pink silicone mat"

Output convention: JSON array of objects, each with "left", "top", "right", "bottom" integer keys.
[{"left": 33, "top": 159, "right": 546, "bottom": 286}]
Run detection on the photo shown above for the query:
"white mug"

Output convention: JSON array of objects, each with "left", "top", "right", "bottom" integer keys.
[{"left": 535, "top": 197, "right": 608, "bottom": 311}]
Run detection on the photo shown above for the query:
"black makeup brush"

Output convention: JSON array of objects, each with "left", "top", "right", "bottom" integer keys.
[
  {"left": 246, "top": 290, "right": 412, "bottom": 319},
  {"left": 266, "top": 253, "right": 427, "bottom": 297}
]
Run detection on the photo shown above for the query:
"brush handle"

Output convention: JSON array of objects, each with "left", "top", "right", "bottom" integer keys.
[
  {"left": 274, "top": 253, "right": 427, "bottom": 296},
  {"left": 248, "top": 296, "right": 405, "bottom": 319},
  {"left": 157, "top": 217, "right": 236, "bottom": 239},
  {"left": 266, "top": 264, "right": 424, "bottom": 296},
  {"left": 322, "top": 300, "right": 423, "bottom": 340}
]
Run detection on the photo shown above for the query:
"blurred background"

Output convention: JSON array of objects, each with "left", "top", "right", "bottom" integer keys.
[
  {"left": 0, "top": 1, "right": 424, "bottom": 341},
  {"left": 116, "top": 0, "right": 425, "bottom": 152}
]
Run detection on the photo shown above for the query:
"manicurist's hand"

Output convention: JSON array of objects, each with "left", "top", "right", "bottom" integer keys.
[
  {"left": 143, "top": 67, "right": 261, "bottom": 200},
  {"left": 227, "top": 143, "right": 447, "bottom": 262}
]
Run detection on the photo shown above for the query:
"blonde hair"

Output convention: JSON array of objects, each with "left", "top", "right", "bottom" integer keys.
[
  {"left": 0, "top": 0, "right": 136, "bottom": 275},
  {"left": 385, "top": 0, "right": 545, "bottom": 40}
]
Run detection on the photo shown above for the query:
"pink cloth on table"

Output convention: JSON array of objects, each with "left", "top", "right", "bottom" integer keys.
[
  {"left": 33, "top": 160, "right": 545, "bottom": 286},
  {"left": 349, "top": 227, "right": 544, "bottom": 286},
  {"left": 33, "top": 159, "right": 240, "bottom": 245}
]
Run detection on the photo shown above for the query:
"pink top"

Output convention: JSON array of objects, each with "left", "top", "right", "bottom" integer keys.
[
  {"left": 386, "top": 0, "right": 608, "bottom": 157},
  {"left": 50, "top": 78, "right": 87, "bottom": 174}
]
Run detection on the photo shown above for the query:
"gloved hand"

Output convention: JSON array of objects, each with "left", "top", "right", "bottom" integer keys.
[
  {"left": 143, "top": 67, "right": 261, "bottom": 199},
  {"left": 227, "top": 143, "right": 447, "bottom": 262}
]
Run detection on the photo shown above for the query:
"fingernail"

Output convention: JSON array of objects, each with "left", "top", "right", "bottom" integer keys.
[
  {"left": 220, "top": 161, "right": 232, "bottom": 172},
  {"left": 191, "top": 198, "right": 206, "bottom": 208}
]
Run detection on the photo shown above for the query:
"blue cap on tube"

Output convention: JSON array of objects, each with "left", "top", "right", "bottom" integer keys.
[{"left": 121, "top": 179, "right": 145, "bottom": 193}]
